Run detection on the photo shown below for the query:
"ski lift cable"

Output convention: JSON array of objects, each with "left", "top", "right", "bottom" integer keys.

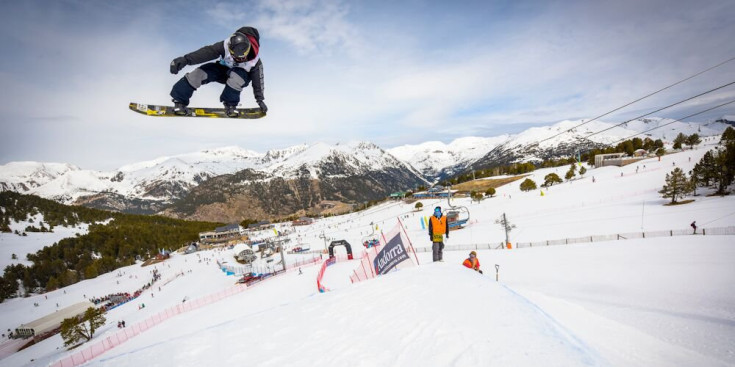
[
  {"left": 537, "top": 55, "right": 735, "bottom": 145},
  {"left": 584, "top": 80, "right": 735, "bottom": 140},
  {"left": 701, "top": 211, "right": 735, "bottom": 226},
  {"left": 609, "top": 98, "right": 735, "bottom": 145}
]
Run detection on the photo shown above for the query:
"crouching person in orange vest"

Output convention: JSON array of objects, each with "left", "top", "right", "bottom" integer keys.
[
  {"left": 429, "top": 206, "right": 449, "bottom": 262},
  {"left": 463, "top": 251, "right": 482, "bottom": 274}
]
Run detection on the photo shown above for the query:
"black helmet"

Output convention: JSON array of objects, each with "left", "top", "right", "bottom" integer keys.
[{"left": 228, "top": 32, "right": 251, "bottom": 63}]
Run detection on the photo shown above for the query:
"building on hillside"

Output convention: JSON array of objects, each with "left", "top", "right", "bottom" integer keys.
[
  {"left": 292, "top": 216, "right": 314, "bottom": 226},
  {"left": 199, "top": 224, "right": 245, "bottom": 243},
  {"left": 594, "top": 153, "right": 626, "bottom": 167},
  {"left": 15, "top": 301, "right": 96, "bottom": 338},
  {"left": 412, "top": 187, "right": 457, "bottom": 199},
  {"left": 633, "top": 149, "right": 648, "bottom": 157},
  {"left": 247, "top": 221, "right": 273, "bottom": 231},
  {"left": 389, "top": 191, "right": 407, "bottom": 199}
]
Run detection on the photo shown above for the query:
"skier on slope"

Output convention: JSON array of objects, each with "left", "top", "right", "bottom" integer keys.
[{"left": 169, "top": 26, "right": 266, "bottom": 117}]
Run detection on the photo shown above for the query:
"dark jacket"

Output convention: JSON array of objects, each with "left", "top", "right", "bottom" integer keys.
[{"left": 182, "top": 27, "right": 264, "bottom": 101}]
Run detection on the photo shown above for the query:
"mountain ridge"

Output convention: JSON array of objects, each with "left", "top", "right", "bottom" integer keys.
[{"left": 1, "top": 117, "right": 730, "bottom": 221}]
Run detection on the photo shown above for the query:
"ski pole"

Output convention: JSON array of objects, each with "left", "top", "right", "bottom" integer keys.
[{"left": 495, "top": 264, "right": 500, "bottom": 282}]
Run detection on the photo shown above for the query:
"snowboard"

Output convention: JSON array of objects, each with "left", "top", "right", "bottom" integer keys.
[{"left": 129, "top": 102, "right": 266, "bottom": 119}]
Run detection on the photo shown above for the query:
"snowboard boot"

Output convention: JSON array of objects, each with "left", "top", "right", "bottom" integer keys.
[
  {"left": 172, "top": 100, "right": 189, "bottom": 116},
  {"left": 224, "top": 104, "right": 239, "bottom": 118}
]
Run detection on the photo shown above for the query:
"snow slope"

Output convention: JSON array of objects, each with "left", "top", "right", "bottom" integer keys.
[
  {"left": 0, "top": 215, "right": 91, "bottom": 270},
  {"left": 1, "top": 143, "right": 734, "bottom": 366}
]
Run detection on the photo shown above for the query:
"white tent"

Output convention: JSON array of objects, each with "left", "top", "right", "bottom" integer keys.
[{"left": 15, "top": 301, "right": 96, "bottom": 338}]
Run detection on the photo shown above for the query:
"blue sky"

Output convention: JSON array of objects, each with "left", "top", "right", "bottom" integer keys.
[{"left": 1, "top": 0, "right": 734, "bottom": 170}]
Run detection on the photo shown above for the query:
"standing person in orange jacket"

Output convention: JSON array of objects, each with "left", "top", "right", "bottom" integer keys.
[
  {"left": 463, "top": 251, "right": 482, "bottom": 274},
  {"left": 428, "top": 206, "right": 449, "bottom": 262}
]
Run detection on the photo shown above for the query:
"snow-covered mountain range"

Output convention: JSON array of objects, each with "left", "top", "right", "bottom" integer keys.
[
  {"left": 387, "top": 136, "right": 510, "bottom": 180},
  {"left": 0, "top": 117, "right": 731, "bottom": 219},
  {"left": 1, "top": 141, "right": 427, "bottom": 218}
]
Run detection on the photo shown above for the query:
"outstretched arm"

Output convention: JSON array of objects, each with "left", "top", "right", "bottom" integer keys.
[
  {"left": 171, "top": 41, "right": 225, "bottom": 74},
  {"left": 184, "top": 41, "right": 226, "bottom": 65},
  {"left": 250, "top": 59, "right": 265, "bottom": 102}
]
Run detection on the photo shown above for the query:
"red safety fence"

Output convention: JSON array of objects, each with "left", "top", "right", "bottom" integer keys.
[
  {"left": 316, "top": 252, "right": 356, "bottom": 292},
  {"left": 316, "top": 257, "right": 336, "bottom": 293},
  {"left": 49, "top": 255, "right": 322, "bottom": 367}
]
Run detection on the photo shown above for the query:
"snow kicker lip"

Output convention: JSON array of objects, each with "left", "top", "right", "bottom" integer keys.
[{"left": 128, "top": 102, "right": 266, "bottom": 119}]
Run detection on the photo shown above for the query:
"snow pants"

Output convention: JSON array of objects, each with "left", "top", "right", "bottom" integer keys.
[
  {"left": 170, "top": 62, "right": 251, "bottom": 106},
  {"left": 432, "top": 241, "right": 444, "bottom": 262}
]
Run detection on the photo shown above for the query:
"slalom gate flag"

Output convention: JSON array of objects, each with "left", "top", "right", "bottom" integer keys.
[{"left": 373, "top": 231, "right": 410, "bottom": 275}]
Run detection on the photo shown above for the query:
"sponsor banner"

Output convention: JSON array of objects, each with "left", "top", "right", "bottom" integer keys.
[{"left": 373, "top": 232, "right": 410, "bottom": 275}]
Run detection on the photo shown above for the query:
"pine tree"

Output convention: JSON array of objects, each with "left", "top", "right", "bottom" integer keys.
[
  {"left": 542, "top": 173, "right": 562, "bottom": 187},
  {"left": 712, "top": 147, "right": 734, "bottom": 195},
  {"left": 470, "top": 191, "right": 484, "bottom": 202},
  {"left": 685, "top": 133, "right": 701, "bottom": 149},
  {"left": 485, "top": 187, "right": 496, "bottom": 197},
  {"left": 579, "top": 166, "right": 587, "bottom": 176},
  {"left": 414, "top": 202, "right": 423, "bottom": 211},
  {"left": 659, "top": 168, "right": 692, "bottom": 204},
  {"left": 692, "top": 151, "right": 716, "bottom": 187},
  {"left": 721, "top": 126, "right": 735, "bottom": 143},
  {"left": 520, "top": 178, "right": 537, "bottom": 192},
  {"left": 60, "top": 307, "right": 106, "bottom": 348},
  {"left": 46, "top": 276, "right": 59, "bottom": 291},
  {"left": 673, "top": 133, "right": 687, "bottom": 150}
]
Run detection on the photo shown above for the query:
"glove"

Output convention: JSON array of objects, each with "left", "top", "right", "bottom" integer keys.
[
  {"left": 257, "top": 100, "right": 268, "bottom": 113},
  {"left": 170, "top": 56, "right": 187, "bottom": 74}
]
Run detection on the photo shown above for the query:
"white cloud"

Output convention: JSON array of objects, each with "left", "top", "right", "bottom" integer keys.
[
  {"left": 207, "top": 0, "right": 362, "bottom": 56},
  {"left": 2, "top": 0, "right": 735, "bottom": 169}
]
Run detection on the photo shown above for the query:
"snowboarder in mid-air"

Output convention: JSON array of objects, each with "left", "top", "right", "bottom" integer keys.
[{"left": 169, "top": 26, "right": 266, "bottom": 117}]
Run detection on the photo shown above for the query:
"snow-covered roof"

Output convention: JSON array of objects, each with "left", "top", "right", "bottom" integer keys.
[{"left": 16, "top": 301, "right": 95, "bottom": 336}]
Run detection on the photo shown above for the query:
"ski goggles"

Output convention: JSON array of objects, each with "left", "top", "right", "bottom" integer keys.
[{"left": 230, "top": 44, "right": 251, "bottom": 63}]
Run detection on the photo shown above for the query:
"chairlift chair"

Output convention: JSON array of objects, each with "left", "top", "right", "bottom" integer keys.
[{"left": 361, "top": 223, "right": 381, "bottom": 248}]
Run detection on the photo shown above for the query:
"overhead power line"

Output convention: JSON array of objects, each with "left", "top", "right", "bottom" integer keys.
[
  {"left": 610, "top": 98, "right": 735, "bottom": 144},
  {"left": 537, "top": 55, "right": 735, "bottom": 144},
  {"left": 584, "top": 80, "right": 735, "bottom": 139}
]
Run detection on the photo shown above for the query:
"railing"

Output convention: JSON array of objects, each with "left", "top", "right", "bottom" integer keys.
[
  {"left": 49, "top": 255, "right": 322, "bottom": 367},
  {"left": 411, "top": 226, "right": 735, "bottom": 253},
  {"left": 49, "top": 285, "right": 248, "bottom": 367},
  {"left": 513, "top": 226, "right": 734, "bottom": 248}
]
